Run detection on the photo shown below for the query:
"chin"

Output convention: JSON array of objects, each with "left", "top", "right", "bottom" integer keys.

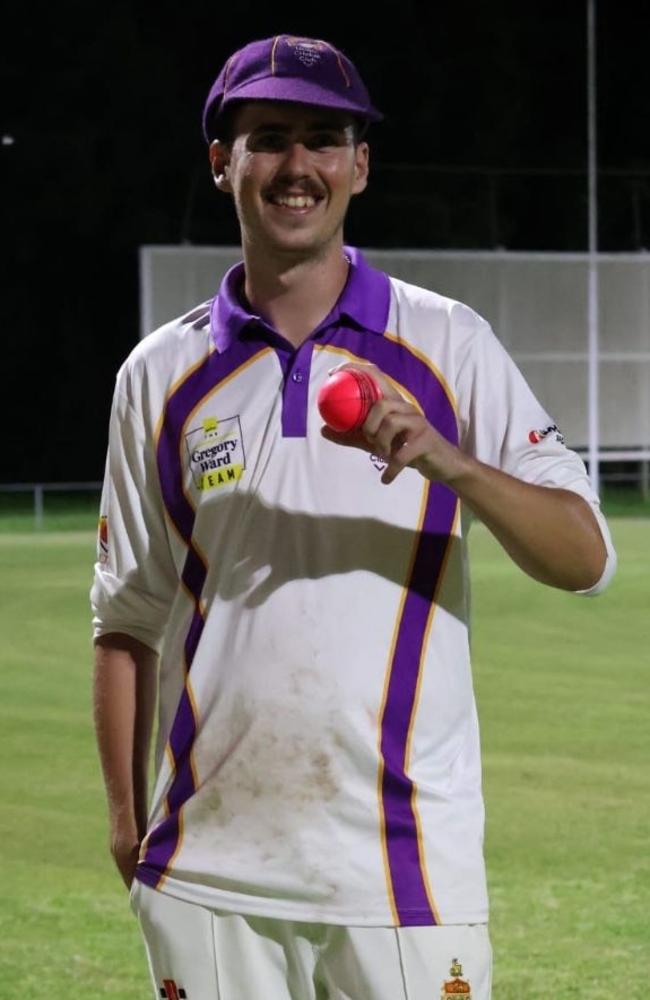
[{"left": 268, "top": 225, "right": 343, "bottom": 256}]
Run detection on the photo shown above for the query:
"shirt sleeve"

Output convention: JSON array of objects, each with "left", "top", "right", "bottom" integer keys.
[
  {"left": 455, "top": 309, "right": 617, "bottom": 596},
  {"left": 90, "top": 371, "right": 178, "bottom": 652}
]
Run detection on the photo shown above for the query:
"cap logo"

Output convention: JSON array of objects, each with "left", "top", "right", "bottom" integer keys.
[{"left": 287, "top": 37, "right": 325, "bottom": 68}]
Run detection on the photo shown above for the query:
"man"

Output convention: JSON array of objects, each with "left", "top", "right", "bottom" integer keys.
[{"left": 92, "top": 35, "right": 616, "bottom": 1000}]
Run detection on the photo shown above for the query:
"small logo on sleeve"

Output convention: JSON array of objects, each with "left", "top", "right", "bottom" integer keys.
[
  {"left": 185, "top": 415, "right": 246, "bottom": 492},
  {"left": 441, "top": 958, "right": 472, "bottom": 996},
  {"left": 528, "top": 423, "right": 564, "bottom": 445},
  {"left": 160, "top": 981, "right": 187, "bottom": 999},
  {"left": 98, "top": 516, "right": 109, "bottom": 564}
]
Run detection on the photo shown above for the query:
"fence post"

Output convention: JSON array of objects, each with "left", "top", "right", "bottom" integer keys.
[{"left": 34, "top": 484, "right": 44, "bottom": 529}]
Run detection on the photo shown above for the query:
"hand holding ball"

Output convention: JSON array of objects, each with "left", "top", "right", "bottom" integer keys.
[{"left": 317, "top": 369, "right": 383, "bottom": 433}]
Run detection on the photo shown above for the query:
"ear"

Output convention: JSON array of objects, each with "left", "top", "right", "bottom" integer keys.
[
  {"left": 209, "top": 140, "right": 232, "bottom": 192},
  {"left": 351, "top": 141, "right": 369, "bottom": 196}
]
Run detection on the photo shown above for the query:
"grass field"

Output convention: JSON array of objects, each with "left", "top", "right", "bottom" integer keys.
[
  {"left": 0, "top": 519, "right": 648, "bottom": 999},
  {"left": 0, "top": 483, "right": 648, "bottom": 533}
]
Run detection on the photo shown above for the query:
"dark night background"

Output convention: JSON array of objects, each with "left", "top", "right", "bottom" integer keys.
[{"left": 4, "top": 1, "right": 649, "bottom": 483}]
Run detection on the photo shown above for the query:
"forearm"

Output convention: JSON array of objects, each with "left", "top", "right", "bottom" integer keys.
[
  {"left": 322, "top": 363, "right": 609, "bottom": 592},
  {"left": 446, "top": 453, "right": 607, "bottom": 591},
  {"left": 93, "top": 633, "right": 158, "bottom": 840}
]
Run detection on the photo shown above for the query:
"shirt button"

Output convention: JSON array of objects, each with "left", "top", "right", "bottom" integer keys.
[{"left": 291, "top": 370, "right": 304, "bottom": 383}]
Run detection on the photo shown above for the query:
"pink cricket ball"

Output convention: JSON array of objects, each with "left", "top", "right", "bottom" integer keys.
[{"left": 317, "top": 369, "right": 383, "bottom": 433}]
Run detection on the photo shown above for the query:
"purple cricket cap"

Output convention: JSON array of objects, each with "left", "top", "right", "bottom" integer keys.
[{"left": 202, "top": 35, "right": 383, "bottom": 141}]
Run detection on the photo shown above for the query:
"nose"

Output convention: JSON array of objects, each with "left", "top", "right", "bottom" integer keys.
[{"left": 279, "top": 141, "right": 313, "bottom": 177}]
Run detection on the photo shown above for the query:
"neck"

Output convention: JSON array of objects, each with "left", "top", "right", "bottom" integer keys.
[{"left": 242, "top": 240, "right": 349, "bottom": 348}]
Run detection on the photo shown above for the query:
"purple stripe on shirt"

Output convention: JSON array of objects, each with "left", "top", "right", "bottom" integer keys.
[
  {"left": 326, "top": 325, "right": 459, "bottom": 924},
  {"left": 136, "top": 860, "right": 165, "bottom": 890},
  {"left": 138, "top": 341, "right": 268, "bottom": 887},
  {"left": 183, "top": 605, "right": 205, "bottom": 669},
  {"left": 139, "top": 812, "right": 182, "bottom": 882},
  {"left": 167, "top": 686, "right": 198, "bottom": 770},
  {"left": 381, "top": 484, "right": 458, "bottom": 925},
  {"left": 157, "top": 341, "right": 265, "bottom": 538},
  {"left": 181, "top": 546, "right": 208, "bottom": 606}
]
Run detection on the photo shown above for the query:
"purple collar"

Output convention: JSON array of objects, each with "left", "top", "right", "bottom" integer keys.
[{"left": 210, "top": 247, "right": 390, "bottom": 352}]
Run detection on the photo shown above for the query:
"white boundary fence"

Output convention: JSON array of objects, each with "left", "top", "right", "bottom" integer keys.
[
  {"left": 1, "top": 482, "right": 102, "bottom": 529},
  {"left": 7, "top": 242, "right": 649, "bottom": 528},
  {"left": 140, "top": 245, "right": 650, "bottom": 493}
]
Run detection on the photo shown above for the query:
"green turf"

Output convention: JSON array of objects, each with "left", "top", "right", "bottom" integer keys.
[
  {"left": 472, "top": 521, "right": 650, "bottom": 998},
  {"left": 0, "top": 522, "right": 647, "bottom": 998},
  {"left": 0, "top": 482, "right": 647, "bottom": 533},
  {"left": 599, "top": 485, "right": 650, "bottom": 518},
  {"left": 0, "top": 491, "right": 101, "bottom": 533},
  {"left": 0, "top": 532, "right": 146, "bottom": 997}
]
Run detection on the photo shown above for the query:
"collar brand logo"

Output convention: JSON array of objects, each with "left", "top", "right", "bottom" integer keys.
[
  {"left": 440, "top": 958, "right": 472, "bottom": 997},
  {"left": 185, "top": 415, "right": 246, "bottom": 492},
  {"left": 528, "top": 423, "right": 564, "bottom": 445},
  {"left": 159, "top": 981, "right": 187, "bottom": 999}
]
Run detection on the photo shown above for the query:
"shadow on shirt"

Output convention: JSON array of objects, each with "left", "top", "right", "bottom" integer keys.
[{"left": 184, "top": 487, "right": 468, "bottom": 626}]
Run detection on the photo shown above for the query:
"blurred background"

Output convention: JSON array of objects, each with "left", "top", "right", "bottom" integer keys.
[
  {"left": 2, "top": 5, "right": 649, "bottom": 999},
  {"left": 3, "top": 0, "right": 649, "bottom": 505}
]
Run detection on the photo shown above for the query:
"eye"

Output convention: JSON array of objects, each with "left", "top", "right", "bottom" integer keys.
[
  {"left": 247, "top": 132, "right": 288, "bottom": 153},
  {"left": 306, "top": 131, "right": 347, "bottom": 151}
]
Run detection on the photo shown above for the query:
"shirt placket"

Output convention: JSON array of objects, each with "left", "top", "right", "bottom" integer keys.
[{"left": 276, "top": 339, "right": 315, "bottom": 438}]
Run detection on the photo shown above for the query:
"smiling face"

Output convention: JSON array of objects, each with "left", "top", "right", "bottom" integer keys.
[{"left": 210, "top": 101, "right": 369, "bottom": 262}]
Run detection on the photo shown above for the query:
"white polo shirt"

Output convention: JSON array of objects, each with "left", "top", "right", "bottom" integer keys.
[{"left": 91, "top": 248, "right": 615, "bottom": 927}]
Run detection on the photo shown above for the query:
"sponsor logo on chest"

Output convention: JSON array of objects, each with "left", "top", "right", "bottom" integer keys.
[{"left": 185, "top": 415, "right": 246, "bottom": 492}]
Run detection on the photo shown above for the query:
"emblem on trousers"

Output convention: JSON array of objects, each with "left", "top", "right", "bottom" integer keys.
[
  {"left": 159, "top": 981, "right": 187, "bottom": 999},
  {"left": 441, "top": 958, "right": 472, "bottom": 997}
]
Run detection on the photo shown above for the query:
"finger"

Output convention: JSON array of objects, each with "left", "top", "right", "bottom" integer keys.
[
  {"left": 362, "top": 398, "right": 418, "bottom": 438},
  {"left": 381, "top": 448, "right": 415, "bottom": 485},
  {"left": 320, "top": 403, "right": 411, "bottom": 452},
  {"left": 380, "top": 428, "right": 432, "bottom": 484},
  {"left": 364, "top": 410, "right": 424, "bottom": 458},
  {"left": 380, "top": 446, "right": 416, "bottom": 485}
]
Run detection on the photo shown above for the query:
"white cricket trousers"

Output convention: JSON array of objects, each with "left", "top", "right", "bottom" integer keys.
[{"left": 131, "top": 881, "right": 492, "bottom": 1000}]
